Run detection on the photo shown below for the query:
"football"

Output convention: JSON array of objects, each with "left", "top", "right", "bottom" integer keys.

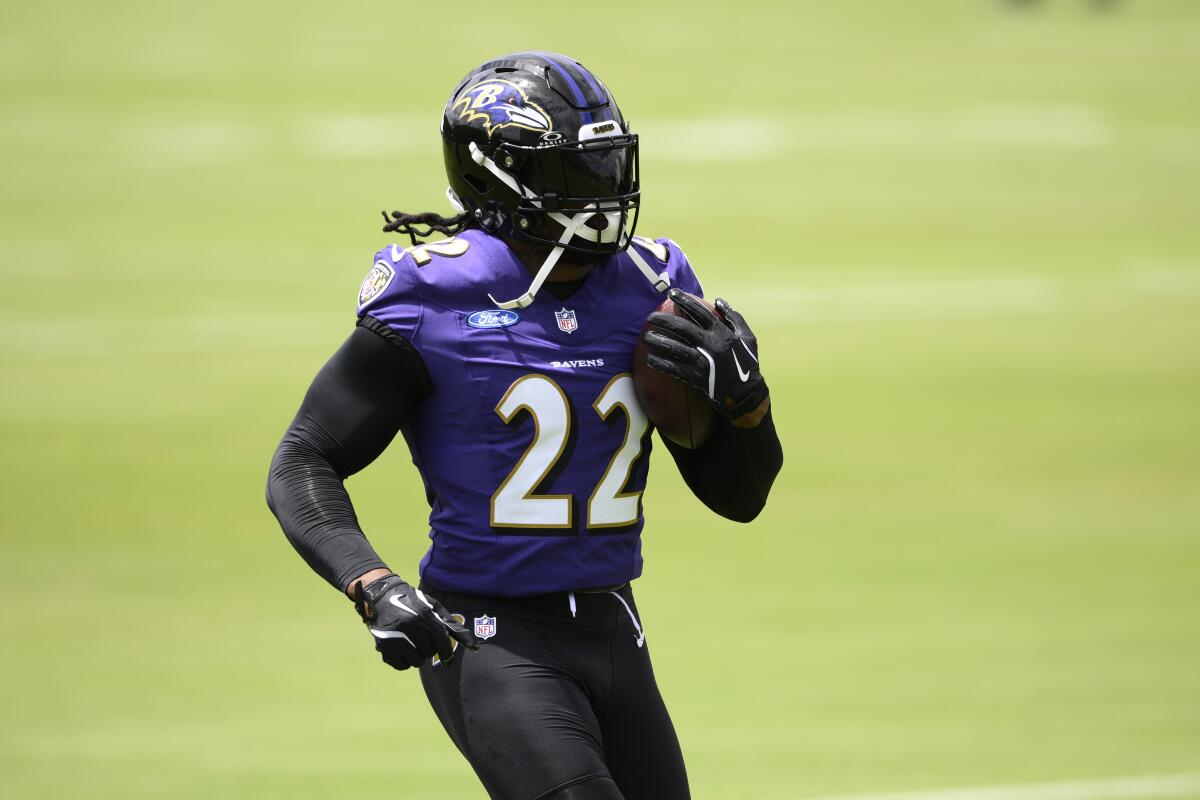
[{"left": 632, "top": 293, "right": 719, "bottom": 449}]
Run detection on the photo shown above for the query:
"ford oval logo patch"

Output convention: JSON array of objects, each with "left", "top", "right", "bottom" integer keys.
[{"left": 466, "top": 309, "right": 520, "bottom": 329}]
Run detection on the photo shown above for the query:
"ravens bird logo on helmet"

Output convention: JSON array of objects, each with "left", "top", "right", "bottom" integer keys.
[{"left": 452, "top": 80, "right": 553, "bottom": 137}]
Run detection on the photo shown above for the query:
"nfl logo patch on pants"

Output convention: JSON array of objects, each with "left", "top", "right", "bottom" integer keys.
[{"left": 474, "top": 615, "right": 497, "bottom": 640}]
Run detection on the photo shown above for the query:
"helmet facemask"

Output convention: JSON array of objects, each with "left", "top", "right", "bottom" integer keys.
[{"left": 504, "top": 128, "right": 641, "bottom": 256}]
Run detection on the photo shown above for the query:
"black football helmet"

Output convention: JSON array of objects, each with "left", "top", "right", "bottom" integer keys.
[{"left": 441, "top": 52, "right": 666, "bottom": 309}]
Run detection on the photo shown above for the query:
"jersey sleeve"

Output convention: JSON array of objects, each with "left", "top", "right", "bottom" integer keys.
[
  {"left": 355, "top": 244, "right": 423, "bottom": 341},
  {"left": 660, "top": 237, "right": 704, "bottom": 298},
  {"left": 629, "top": 235, "right": 704, "bottom": 300}
]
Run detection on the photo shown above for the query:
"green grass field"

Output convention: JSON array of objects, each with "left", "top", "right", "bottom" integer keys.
[{"left": 3, "top": 1, "right": 1199, "bottom": 798}]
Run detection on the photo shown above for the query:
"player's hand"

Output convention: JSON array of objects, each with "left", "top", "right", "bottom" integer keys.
[
  {"left": 643, "top": 289, "right": 770, "bottom": 424},
  {"left": 352, "top": 575, "right": 479, "bottom": 670}
]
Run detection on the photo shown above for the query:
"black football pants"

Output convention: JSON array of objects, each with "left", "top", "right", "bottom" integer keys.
[{"left": 419, "top": 583, "right": 690, "bottom": 800}]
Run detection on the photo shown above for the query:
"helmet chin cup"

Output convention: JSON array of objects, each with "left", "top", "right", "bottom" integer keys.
[{"left": 547, "top": 209, "right": 622, "bottom": 244}]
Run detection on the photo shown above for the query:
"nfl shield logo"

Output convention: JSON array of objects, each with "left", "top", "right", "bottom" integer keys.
[
  {"left": 474, "top": 615, "right": 497, "bottom": 640},
  {"left": 555, "top": 307, "right": 578, "bottom": 334}
]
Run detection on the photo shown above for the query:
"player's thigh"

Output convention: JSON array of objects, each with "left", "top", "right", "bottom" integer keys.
[
  {"left": 597, "top": 601, "right": 689, "bottom": 799},
  {"left": 420, "top": 610, "right": 611, "bottom": 800}
]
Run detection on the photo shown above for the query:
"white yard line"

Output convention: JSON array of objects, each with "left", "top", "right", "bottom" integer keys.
[
  {"left": 99, "top": 104, "right": 1107, "bottom": 166},
  {"left": 733, "top": 276, "right": 1062, "bottom": 323},
  {"left": 790, "top": 773, "right": 1200, "bottom": 800},
  {"left": 732, "top": 267, "right": 1200, "bottom": 325},
  {"left": 643, "top": 104, "right": 1108, "bottom": 162},
  {"left": 1, "top": 269, "right": 1196, "bottom": 359},
  {"left": 287, "top": 104, "right": 1112, "bottom": 164}
]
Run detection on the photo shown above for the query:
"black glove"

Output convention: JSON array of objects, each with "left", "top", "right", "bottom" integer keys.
[
  {"left": 643, "top": 289, "right": 769, "bottom": 421},
  {"left": 352, "top": 575, "right": 479, "bottom": 670}
]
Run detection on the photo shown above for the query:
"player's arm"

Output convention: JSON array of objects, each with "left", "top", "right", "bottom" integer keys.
[
  {"left": 265, "top": 316, "right": 476, "bottom": 668},
  {"left": 661, "top": 409, "right": 782, "bottom": 523},
  {"left": 266, "top": 316, "right": 423, "bottom": 590},
  {"left": 643, "top": 289, "right": 784, "bottom": 522}
]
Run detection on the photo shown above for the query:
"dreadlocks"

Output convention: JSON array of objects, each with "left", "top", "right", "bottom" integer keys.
[{"left": 381, "top": 209, "right": 477, "bottom": 247}]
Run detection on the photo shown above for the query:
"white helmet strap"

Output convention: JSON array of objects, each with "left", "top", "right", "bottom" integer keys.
[
  {"left": 548, "top": 209, "right": 622, "bottom": 244},
  {"left": 627, "top": 243, "right": 671, "bottom": 293},
  {"left": 488, "top": 205, "right": 597, "bottom": 310}
]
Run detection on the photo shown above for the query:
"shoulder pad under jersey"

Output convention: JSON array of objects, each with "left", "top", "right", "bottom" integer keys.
[
  {"left": 630, "top": 234, "right": 704, "bottom": 298},
  {"left": 355, "top": 236, "right": 482, "bottom": 339}
]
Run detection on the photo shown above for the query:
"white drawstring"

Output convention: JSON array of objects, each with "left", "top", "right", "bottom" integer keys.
[
  {"left": 568, "top": 591, "right": 577, "bottom": 618},
  {"left": 608, "top": 591, "right": 645, "bottom": 648}
]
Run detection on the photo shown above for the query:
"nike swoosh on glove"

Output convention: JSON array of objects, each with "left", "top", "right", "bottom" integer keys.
[
  {"left": 643, "top": 288, "right": 770, "bottom": 422},
  {"left": 352, "top": 575, "right": 479, "bottom": 670}
]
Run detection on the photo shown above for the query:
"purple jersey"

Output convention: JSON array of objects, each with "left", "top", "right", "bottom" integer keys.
[{"left": 357, "top": 229, "right": 703, "bottom": 596}]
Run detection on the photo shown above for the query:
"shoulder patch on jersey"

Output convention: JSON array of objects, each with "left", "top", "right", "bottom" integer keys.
[{"left": 358, "top": 261, "right": 395, "bottom": 310}]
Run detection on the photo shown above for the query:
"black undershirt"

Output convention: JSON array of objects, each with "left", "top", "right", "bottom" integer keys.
[
  {"left": 544, "top": 276, "right": 588, "bottom": 301},
  {"left": 266, "top": 316, "right": 784, "bottom": 592}
]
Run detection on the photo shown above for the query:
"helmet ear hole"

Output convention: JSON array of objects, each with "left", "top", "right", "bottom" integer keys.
[{"left": 464, "top": 173, "right": 490, "bottom": 194}]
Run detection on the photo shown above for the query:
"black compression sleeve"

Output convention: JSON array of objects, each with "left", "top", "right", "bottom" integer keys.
[
  {"left": 265, "top": 317, "right": 430, "bottom": 591},
  {"left": 662, "top": 408, "right": 783, "bottom": 523}
]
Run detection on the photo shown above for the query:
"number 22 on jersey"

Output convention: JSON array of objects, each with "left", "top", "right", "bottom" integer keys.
[{"left": 491, "top": 374, "right": 649, "bottom": 530}]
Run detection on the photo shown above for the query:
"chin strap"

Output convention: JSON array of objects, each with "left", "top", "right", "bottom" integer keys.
[
  {"left": 626, "top": 242, "right": 671, "bottom": 293},
  {"left": 467, "top": 143, "right": 670, "bottom": 309},
  {"left": 470, "top": 142, "right": 527, "bottom": 198},
  {"left": 488, "top": 205, "right": 597, "bottom": 310}
]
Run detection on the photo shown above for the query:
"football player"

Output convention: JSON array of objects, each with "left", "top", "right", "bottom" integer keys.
[{"left": 267, "top": 52, "right": 783, "bottom": 800}]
